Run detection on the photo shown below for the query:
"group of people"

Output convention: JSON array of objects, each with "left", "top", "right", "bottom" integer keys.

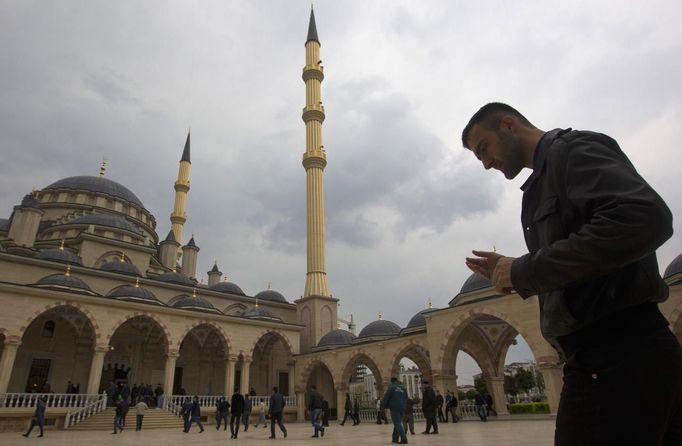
[
  {"left": 179, "top": 387, "right": 288, "bottom": 439},
  {"left": 106, "top": 382, "right": 165, "bottom": 408}
]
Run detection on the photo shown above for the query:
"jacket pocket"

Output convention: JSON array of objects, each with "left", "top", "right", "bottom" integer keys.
[
  {"left": 533, "top": 196, "right": 564, "bottom": 246},
  {"left": 540, "top": 290, "right": 581, "bottom": 337}
]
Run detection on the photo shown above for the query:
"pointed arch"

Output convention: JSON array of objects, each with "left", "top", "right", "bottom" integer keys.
[
  {"left": 297, "top": 357, "right": 337, "bottom": 391},
  {"left": 105, "top": 312, "right": 171, "bottom": 354},
  {"left": 247, "top": 329, "right": 295, "bottom": 359},
  {"left": 177, "top": 321, "right": 232, "bottom": 355},
  {"left": 388, "top": 340, "right": 432, "bottom": 380},
  {"left": 340, "top": 350, "right": 384, "bottom": 393},
  {"left": 18, "top": 301, "right": 101, "bottom": 341}
]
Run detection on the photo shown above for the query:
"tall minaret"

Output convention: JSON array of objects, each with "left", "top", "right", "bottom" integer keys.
[
  {"left": 171, "top": 132, "right": 191, "bottom": 250},
  {"left": 302, "top": 6, "right": 330, "bottom": 298},
  {"left": 297, "top": 7, "right": 338, "bottom": 354}
]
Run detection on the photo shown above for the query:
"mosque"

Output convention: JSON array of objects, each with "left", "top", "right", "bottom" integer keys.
[{"left": 0, "top": 8, "right": 680, "bottom": 429}]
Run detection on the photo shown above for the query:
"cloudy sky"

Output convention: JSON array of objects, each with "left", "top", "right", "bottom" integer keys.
[{"left": 1, "top": 0, "right": 681, "bottom": 384}]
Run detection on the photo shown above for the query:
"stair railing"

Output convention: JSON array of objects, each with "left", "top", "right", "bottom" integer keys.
[{"left": 64, "top": 392, "right": 107, "bottom": 429}]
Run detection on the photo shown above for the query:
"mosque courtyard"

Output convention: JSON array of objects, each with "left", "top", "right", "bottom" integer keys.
[{"left": 0, "top": 418, "right": 555, "bottom": 445}]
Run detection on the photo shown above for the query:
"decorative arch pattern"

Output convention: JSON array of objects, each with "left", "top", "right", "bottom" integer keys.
[
  {"left": 176, "top": 321, "right": 232, "bottom": 355},
  {"left": 105, "top": 312, "right": 171, "bottom": 354},
  {"left": 247, "top": 329, "right": 295, "bottom": 359},
  {"left": 19, "top": 301, "right": 101, "bottom": 341}
]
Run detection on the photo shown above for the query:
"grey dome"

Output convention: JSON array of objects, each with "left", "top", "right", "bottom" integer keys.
[
  {"left": 0, "top": 218, "right": 9, "bottom": 232},
  {"left": 460, "top": 273, "right": 491, "bottom": 293},
  {"left": 44, "top": 176, "right": 144, "bottom": 208},
  {"left": 36, "top": 248, "right": 82, "bottom": 266},
  {"left": 664, "top": 253, "right": 682, "bottom": 278},
  {"left": 101, "top": 261, "right": 141, "bottom": 277},
  {"left": 154, "top": 271, "right": 194, "bottom": 286},
  {"left": 172, "top": 295, "right": 221, "bottom": 314},
  {"left": 405, "top": 308, "right": 437, "bottom": 330},
  {"left": 357, "top": 320, "right": 401, "bottom": 339},
  {"left": 317, "top": 329, "right": 356, "bottom": 348},
  {"left": 35, "top": 273, "right": 94, "bottom": 294},
  {"left": 108, "top": 285, "right": 163, "bottom": 306},
  {"left": 67, "top": 214, "right": 142, "bottom": 235},
  {"left": 255, "top": 289, "right": 288, "bottom": 304},
  {"left": 210, "top": 281, "right": 245, "bottom": 296},
  {"left": 241, "top": 306, "right": 281, "bottom": 321},
  {"left": 20, "top": 194, "right": 41, "bottom": 209}
]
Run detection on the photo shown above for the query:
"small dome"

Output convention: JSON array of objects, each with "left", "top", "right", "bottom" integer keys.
[
  {"left": 317, "top": 329, "right": 356, "bottom": 348},
  {"left": 210, "top": 281, "right": 245, "bottom": 296},
  {"left": 20, "top": 194, "right": 41, "bottom": 209},
  {"left": 405, "top": 307, "right": 437, "bottom": 330},
  {"left": 108, "top": 285, "right": 163, "bottom": 306},
  {"left": 67, "top": 214, "right": 142, "bottom": 234},
  {"left": 255, "top": 289, "right": 288, "bottom": 304},
  {"left": 101, "top": 261, "right": 141, "bottom": 277},
  {"left": 664, "top": 253, "right": 682, "bottom": 279},
  {"left": 460, "top": 273, "right": 491, "bottom": 293},
  {"left": 35, "top": 273, "right": 94, "bottom": 294},
  {"left": 241, "top": 306, "right": 281, "bottom": 322},
  {"left": 44, "top": 176, "right": 144, "bottom": 208},
  {"left": 154, "top": 271, "right": 195, "bottom": 286},
  {"left": 0, "top": 218, "right": 9, "bottom": 232},
  {"left": 357, "top": 319, "right": 401, "bottom": 339},
  {"left": 172, "top": 295, "right": 221, "bottom": 314},
  {"left": 36, "top": 248, "right": 82, "bottom": 266}
]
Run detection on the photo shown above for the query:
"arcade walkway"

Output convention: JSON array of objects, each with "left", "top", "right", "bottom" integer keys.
[{"left": 1, "top": 418, "right": 555, "bottom": 445}]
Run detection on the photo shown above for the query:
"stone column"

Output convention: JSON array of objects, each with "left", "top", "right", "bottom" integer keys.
[
  {"left": 163, "top": 351, "right": 180, "bottom": 399},
  {"left": 538, "top": 362, "right": 563, "bottom": 414},
  {"left": 240, "top": 357, "right": 251, "bottom": 394},
  {"left": 224, "top": 356, "right": 237, "bottom": 396},
  {"left": 489, "top": 376, "right": 508, "bottom": 415},
  {"left": 288, "top": 363, "right": 296, "bottom": 397},
  {"left": 296, "top": 390, "right": 306, "bottom": 421},
  {"left": 0, "top": 338, "right": 21, "bottom": 394},
  {"left": 86, "top": 345, "right": 109, "bottom": 395}
]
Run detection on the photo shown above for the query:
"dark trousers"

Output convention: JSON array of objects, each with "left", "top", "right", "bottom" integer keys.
[
  {"left": 376, "top": 409, "right": 387, "bottom": 424},
  {"left": 216, "top": 412, "right": 228, "bottom": 430},
  {"left": 113, "top": 415, "right": 123, "bottom": 433},
  {"left": 182, "top": 414, "right": 190, "bottom": 432},
  {"left": 390, "top": 409, "right": 407, "bottom": 443},
  {"left": 555, "top": 327, "right": 682, "bottom": 446},
  {"left": 475, "top": 405, "right": 487, "bottom": 421},
  {"left": 425, "top": 414, "right": 438, "bottom": 433},
  {"left": 353, "top": 412, "right": 360, "bottom": 424},
  {"left": 25, "top": 417, "right": 44, "bottom": 436},
  {"left": 270, "top": 411, "right": 286, "bottom": 437},
  {"left": 448, "top": 406, "right": 460, "bottom": 422},
  {"left": 437, "top": 407, "right": 445, "bottom": 422},
  {"left": 402, "top": 413, "right": 414, "bottom": 434},
  {"left": 322, "top": 409, "right": 329, "bottom": 426},
  {"left": 188, "top": 416, "right": 204, "bottom": 432},
  {"left": 311, "top": 408, "right": 323, "bottom": 435},
  {"left": 340, "top": 409, "right": 352, "bottom": 425},
  {"left": 242, "top": 411, "right": 250, "bottom": 431},
  {"left": 230, "top": 414, "right": 241, "bottom": 436},
  {"left": 135, "top": 415, "right": 143, "bottom": 431}
]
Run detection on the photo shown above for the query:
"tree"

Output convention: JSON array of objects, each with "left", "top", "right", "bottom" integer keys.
[
  {"left": 503, "top": 374, "right": 518, "bottom": 396},
  {"left": 514, "top": 368, "right": 536, "bottom": 394},
  {"left": 465, "top": 389, "right": 477, "bottom": 400},
  {"left": 474, "top": 375, "right": 488, "bottom": 394}
]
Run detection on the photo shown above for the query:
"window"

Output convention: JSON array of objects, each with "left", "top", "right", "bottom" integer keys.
[
  {"left": 42, "top": 321, "right": 55, "bottom": 338},
  {"left": 25, "top": 359, "right": 51, "bottom": 393}
]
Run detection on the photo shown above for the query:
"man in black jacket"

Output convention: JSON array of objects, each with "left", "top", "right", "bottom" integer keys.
[
  {"left": 308, "top": 385, "right": 325, "bottom": 438},
  {"left": 462, "top": 102, "right": 682, "bottom": 446},
  {"left": 230, "top": 388, "right": 244, "bottom": 439},
  {"left": 339, "top": 393, "right": 353, "bottom": 425},
  {"left": 268, "top": 386, "right": 287, "bottom": 439},
  {"left": 420, "top": 380, "right": 438, "bottom": 434}
]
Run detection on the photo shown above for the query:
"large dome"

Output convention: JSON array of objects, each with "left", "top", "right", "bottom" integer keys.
[
  {"left": 357, "top": 319, "right": 401, "bottom": 339},
  {"left": 254, "top": 289, "right": 288, "bottom": 304},
  {"left": 44, "top": 176, "right": 144, "bottom": 208},
  {"left": 172, "top": 295, "right": 221, "bottom": 314},
  {"left": 154, "top": 271, "right": 195, "bottom": 286},
  {"left": 108, "top": 284, "right": 163, "bottom": 306},
  {"left": 101, "top": 261, "right": 141, "bottom": 277},
  {"left": 67, "top": 214, "right": 142, "bottom": 234},
  {"left": 664, "top": 253, "right": 682, "bottom": 279},
  {"left": 460, "top": 273, "right": 491, "bottom": 293},
  {"left": 404, "top": 307, "right": 437, "bottom": 330},
  {"left": 241, "top": 306, "right": 281, "bottom": 322},
  {"left": 210, "top": 281, "right": 245, "bottom": 296},
  {"left": 317, "top": 329, "right": 356, "bottom": 348},
  {"left": 36, "top": 248, "right": 82, "bottom": 266},
  {"left": 34, "top": 272, "right": 95, "bottom": 295}
]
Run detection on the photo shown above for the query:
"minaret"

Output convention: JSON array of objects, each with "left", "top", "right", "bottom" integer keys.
[
  {"left": 171, "top": 132, "right": 191, "bottom": 250},
  {"left": 297, "top": 7, "right": 338, "bottom": 354},
  {"left": 302, "top": 7, "right": 330, "bottom": 298}
]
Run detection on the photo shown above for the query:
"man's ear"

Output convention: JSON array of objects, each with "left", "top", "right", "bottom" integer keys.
[{"left": 500, "top": 116, "right": 516, "bottom": 134}]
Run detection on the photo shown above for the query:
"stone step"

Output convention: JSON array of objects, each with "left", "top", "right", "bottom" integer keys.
[{"left": 68, "top": 408, "right": 184, "bottom": 431}]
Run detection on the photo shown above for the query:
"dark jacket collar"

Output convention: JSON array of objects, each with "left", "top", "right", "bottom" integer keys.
[{"left": 520, "top": 128, "right": 570, "bottom": 192}]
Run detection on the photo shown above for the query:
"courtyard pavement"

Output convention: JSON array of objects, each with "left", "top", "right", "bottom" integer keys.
[{"left": 0, "top": 418, "right": 555, "bottom": 445}]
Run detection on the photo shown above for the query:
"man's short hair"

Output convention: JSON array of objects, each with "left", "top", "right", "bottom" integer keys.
[
  {"left": 461, "top": 102, "right": 533, "bottom": 149},
  {"left": 391, "top": 377, "right": 398, "bottom": 383},
  {"left": 273, "top": 386, "right": 278, "bottom": 392}
]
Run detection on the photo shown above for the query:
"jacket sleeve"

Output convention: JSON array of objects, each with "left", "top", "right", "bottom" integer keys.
[
  {"left": 512, "top": 133, "right": 673, "bottom": 295},
  {"left": 382, "top": 387, "right": 393, "bottom": 409}
]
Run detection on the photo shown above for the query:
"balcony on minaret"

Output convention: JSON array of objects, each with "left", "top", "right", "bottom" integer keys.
[
  {"left": 302, "top": 65, "right": 324, "bottom": 82},
  {"left": 302, "top": 104, "right": 325, "bottom": 123}
]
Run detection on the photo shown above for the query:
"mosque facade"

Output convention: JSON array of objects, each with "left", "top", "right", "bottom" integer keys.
[{"left": 0, "top": 8, "right": 681, "bottom": 429}]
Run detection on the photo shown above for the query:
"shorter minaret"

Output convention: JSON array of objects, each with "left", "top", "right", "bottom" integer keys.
[
  {"left": 170, "top": 132, "right": 191, "bottom": 250},
  {"left": 207, "top": 262, "right": 223, "bottom": 287},
  {"left": 159, "top": 230, "right": 180, "bottom": 269},
  {"left": 8, "top": 192, "right": 44, "bottom": 248},
  {"left": 181, "top": 235, "right": 199, "bottom": 279}
]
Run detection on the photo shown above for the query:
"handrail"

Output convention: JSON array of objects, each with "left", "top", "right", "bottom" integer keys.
[
  {"left": 166, "top": 394, "right": 296, "bottom": 410},
  {"left": 64, "top": 393, "right": 107, "bottom": 429},
  {"left": 0, "top": 393, "right": 101, "bottom": 409}
]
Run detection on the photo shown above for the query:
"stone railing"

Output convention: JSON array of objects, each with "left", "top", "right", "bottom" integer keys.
[
  {"left": 64, "top": 393, "right": 108, "bottom": 429},
  {"left": 166, "top": 394, "right": 296, "bottom": 411},
  {"left": 0, "top": 393, "right": 101, "bottom": 409}
]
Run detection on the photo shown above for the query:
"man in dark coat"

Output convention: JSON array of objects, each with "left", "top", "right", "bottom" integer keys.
[
  {"left": 187, "top": 395, "right": 204, "bottom": 433},
  {"left": 383, "top": 377, "right": 408, "bottom": 444},
  {"left": 321, "top": 396, "right": 329, "bottom": 427},
  {"left": 474, "top": 392, "right": 488, "bottom": 422},
  {"left": 340, "top": 393, "right": 353, "bottom": 425},
  {"left": 308, "top": 385, "right": 325, "bottom": 438},
  {"left": 180, "top": 397, "right": 192, "bottom": 432},
  {"left": 22, "top": 396, "right": 46, "bottom": 438},
  {"left": 268, "top": 386, "right": 287, "bottom": 439},
  {"left": 215, "top": 397, "right": 229, "bottom": 431},
  {"left": 230, "top": 389, "right": 244, "bottom": 439},
  {"left": 421, "top": 380, "right": 438, "bottom": 434},
  {"left": 436, "top": 390, "right": 445, "bottom": 422},
  {"left": 402, "top": 396, "right": 416, "bottom": 435},
  {"left": 352, "top": 398, "right": 360, "bottom": 425},
  {"left": 242, "top": 394, "right": 252, "bottom": 432}
]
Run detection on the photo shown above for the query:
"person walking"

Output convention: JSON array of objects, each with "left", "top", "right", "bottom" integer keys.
[
  {"left": 474, "top": 392, "right": 488, "bottom": 422},
  {"left": 444, "top": 391, "right": 452, "bottom": 423},
  {"left": 375, "top": 398, "right": 388, "bottom": 424},
  {"left": 215, "top": 396, "right": 229, "bottom": 431},
  {"left": 383, "top": 377, "right": 408, "bottom": 444},
  {"left": 321, "top": 396, "right": 329, "bottom": 427},
  {"left": 421, "top": 380, "right": 438, "bottom": 434},
  {"left": 352, "top": 398, "right": 361, "bottom": 425},
  {"left": 402, "top": 396, "right": 416, "bottom": 436},
  {"left": 187, "top": 395, "right": 204, "bottom": 433},
  {"left": 112, "top": 398, "right": 124, "bottom": 434},
  {"left": 268, "top": 386, "right": 287, "bottom": 439},
  {"left": 154, "top": 384, "right": 165, "bottom": 409},
  {"left": 254, "top": 400, "right": 267, "bottom": 428},
  {"left": 436, "top": 390, "right": 445, "bottom": 423},
  {"left": 340, "top": 393, "right": 353, "bottom": 425},
  {"left": 242, "top": 394, "right": 252, "bottom": 432},
  {"left": 448, "top": 392, "right": 460, "bottom": 422},
  {"left": 230, "top": 388, "right": 244, "bottom": 439},
  {"left": 180, "top": 397, "right": 192, "bottom": 432},
  {"left": 308, "top": 385, "right": 325, "bottom": 438},
  {"left": 22, "top": 395, "right": 46, "bottom": 438},
  {"left": 135, "top": 398, "right": 148, "bottom": 431},
  {"left": 485, "top": 393, "right": 497, "bottom": 416}
]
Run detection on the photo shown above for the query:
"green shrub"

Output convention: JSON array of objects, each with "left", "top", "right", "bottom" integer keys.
[{"left": 509, "top": 402, "right": 549, "bottom": 414}]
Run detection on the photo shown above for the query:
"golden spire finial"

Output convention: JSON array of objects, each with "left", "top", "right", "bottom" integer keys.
[
  {"left": 65, "top": 265, "right": 71, "bottom": 277},
  {"left": 119, "top": 251, "right": 125, "bottom": 262},
  {"left": 134, "top": 278, "right": 140, "bottom": 288},
  {"left": 493, "top": 245, "right": 497, "bottom": 253},
  {"left": 200, "top": 276, "right": 204, "bottom": 284},
  {"left": 99, "top": 159, "right": 107, "bottom": 177},
  {"left": 223, "top": 275, "right": 228, "bottom": 282},
  {"left": 192, "top": 287, "right": 197, "bottom": 298},
  {"left": 267, "top": 282, "right": 271, "bottom": 290},
  {"left": 255, "top": 296, "right": 259, "bottom": 308},
  {"left": 172, "top": 265, "right": 176, "bottom": 273},
  {"left": 378, "top": 311, "right": 382, "bottom": 320},
  {"left": 59, "top": 239, "right": 65, "bottom": 251},
  {"left": 428, "top": 299, "right": 433, "bottom": 309}
]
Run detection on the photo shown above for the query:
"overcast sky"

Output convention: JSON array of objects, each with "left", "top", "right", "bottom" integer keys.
[{"left": 1, "top": 0, "right": 681, "bottom": 385}]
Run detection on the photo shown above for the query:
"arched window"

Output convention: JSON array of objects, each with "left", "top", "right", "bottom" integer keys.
[{"left": 42, "top": 320, "right": 56, "bottom": 338}]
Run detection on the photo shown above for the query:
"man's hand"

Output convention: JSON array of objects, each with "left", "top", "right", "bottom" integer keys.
[{"left": 465, "top": 250, "right": 515, "bottom": 294}]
